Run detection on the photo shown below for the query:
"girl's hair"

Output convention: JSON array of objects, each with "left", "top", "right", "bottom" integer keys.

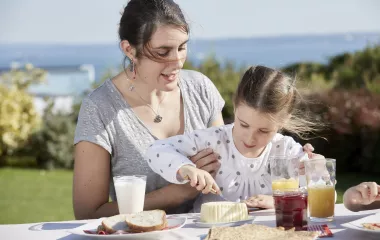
[
  {"left": 119, "top": 0, "right": 189, "bottom": 62},
  {"left": 233, "top": 65, "right": 323, "bottom": 139}
]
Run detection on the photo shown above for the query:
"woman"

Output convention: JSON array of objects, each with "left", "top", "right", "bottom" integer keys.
[
  {"left": 73, "top": 0, "right": 224, "bottom": 219},
  {"left": 73, "top": 0, "right": 314, "bottom": 219}
]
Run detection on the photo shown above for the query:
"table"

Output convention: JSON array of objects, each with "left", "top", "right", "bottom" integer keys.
[{"left": 1, "top": 204, "right": 379, "bottom": 240}]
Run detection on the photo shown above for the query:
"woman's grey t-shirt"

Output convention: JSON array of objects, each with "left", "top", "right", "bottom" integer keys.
[{"left": 74, "top": 69, "right": 225, "bottom": 213}]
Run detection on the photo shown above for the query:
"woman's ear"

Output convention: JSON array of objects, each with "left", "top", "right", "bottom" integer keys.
[{"left": 120, "top": 40, "right": 137, "bottom": 61}]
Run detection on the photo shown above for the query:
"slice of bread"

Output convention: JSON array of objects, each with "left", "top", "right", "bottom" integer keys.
[
  {"left": 101, "top": 214, "right": 128, "bottom": 233},
  {"left": 125, "top": 210, "right": 167, "bottom": 233},
  {"left": 205, "top": 224, "right": 319, "bottom": 240}
]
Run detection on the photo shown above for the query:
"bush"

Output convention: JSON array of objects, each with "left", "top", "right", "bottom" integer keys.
[
  {"left": 0, "top": 64, "right": 45, "bottom": 165},
  {"left": 294, "top": 89, "right": 380, "bottom": 173},
  {"left": 282, "top": 45, "right": 380, "bottom": 93},
  {"left": 29, "top": 100, "right": 76, "bottom": 169}
]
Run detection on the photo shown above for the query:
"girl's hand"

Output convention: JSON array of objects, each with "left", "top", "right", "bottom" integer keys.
[
  {"left": 178, "top": 165, "right": 221, "bottom": 194},
  {"left": 299, "top": 143, "right": 315, "bottom": 175},
  {"left": 243, "top": 195, "right": 274, "bottom": 209},
  {"left": 303, "top": 143, "right": 314, "bottom": 158}
]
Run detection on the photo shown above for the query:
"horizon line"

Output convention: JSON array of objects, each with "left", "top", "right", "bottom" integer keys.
[{"left": 1, "top": 31, "right": 379, "bottom": 46}]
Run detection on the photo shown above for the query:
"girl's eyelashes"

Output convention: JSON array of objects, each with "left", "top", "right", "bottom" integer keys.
[
  {"left": 239, "top": 123, "right": 271, "bottom": 134},
  {"left": 259, "top": 130, "right": 270, "bottom": 134}
]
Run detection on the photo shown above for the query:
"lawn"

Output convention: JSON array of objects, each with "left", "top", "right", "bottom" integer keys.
[
  {"left": 0, "top": 167, "right": 74, "bottom": 224},
  {"left": 1, "top": 167, "right": 380, "bottom": 224}
]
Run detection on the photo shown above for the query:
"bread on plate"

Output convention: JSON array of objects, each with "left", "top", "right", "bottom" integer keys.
[{"left": 101, "top": 210, "right": 167, "bottom": 234}]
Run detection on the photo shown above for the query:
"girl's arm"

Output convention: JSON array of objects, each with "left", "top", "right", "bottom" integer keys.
[{"left": 146, "top": 127, "right": 222, "bottom": 184}]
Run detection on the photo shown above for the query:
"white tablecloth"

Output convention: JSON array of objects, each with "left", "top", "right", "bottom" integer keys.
[{"left": 1, "top": 204, "right": 379, "bottom": 240}]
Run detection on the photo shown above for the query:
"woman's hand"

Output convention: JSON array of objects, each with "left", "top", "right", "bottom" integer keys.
[
  {"left": 243, "top": 195, "right": 274, "bottom": 209},
  {"left": 190, "top": 148, "right": 221, "bottom": 178}
]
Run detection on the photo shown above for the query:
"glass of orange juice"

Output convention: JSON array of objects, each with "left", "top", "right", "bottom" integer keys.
[
  {"left": 270, "top": 155, "right": 300, "bottom": 191},
  {"left": 304, "top": 158, "right": 336, "bottom": 222}
]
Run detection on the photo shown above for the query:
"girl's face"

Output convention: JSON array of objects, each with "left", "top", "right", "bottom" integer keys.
[
  {"left": 232, "top": 103, "right": 284, "bottom": 158},
  {"left": 130, "top": 24, "right": 189, "bottom": 91}
]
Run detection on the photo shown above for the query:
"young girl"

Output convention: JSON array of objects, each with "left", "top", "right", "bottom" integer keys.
[{"left": 145, "top": 65, "right": 321, "bottom": 212}]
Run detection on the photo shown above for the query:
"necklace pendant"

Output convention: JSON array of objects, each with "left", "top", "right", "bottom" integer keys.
[
  {"left": 154, "top": 115, "right": 163, "bottom": 123},
  {"left": 129, "top": 85, "right": 135, "bottom": 91}
]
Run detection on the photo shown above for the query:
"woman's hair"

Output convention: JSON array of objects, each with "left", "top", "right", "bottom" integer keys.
[
  {"left": 234, "top": 65, "right": 323, "bottom": 139},
  {"left": 119, "top": 0, "right": 189, "bottom": 61}
]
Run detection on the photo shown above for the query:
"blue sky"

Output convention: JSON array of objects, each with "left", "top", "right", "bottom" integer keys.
[{"left": 1, "top": 0, "right": 379, "bottom": 43}]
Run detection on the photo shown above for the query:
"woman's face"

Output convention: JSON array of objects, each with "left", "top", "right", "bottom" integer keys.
[
  {"left": 232, "top": 103, "right": 282, "bottom": 158},
  {"left": 133, "top": 25, "right": 189, "bottom": 91}
]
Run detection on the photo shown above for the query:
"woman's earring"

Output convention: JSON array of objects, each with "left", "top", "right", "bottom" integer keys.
[
  {"left": 129, "top": 60, "right": 135, "bottom": 72},
  {"left": 129, "top": 59, "right": 136, "bottom": 79}
]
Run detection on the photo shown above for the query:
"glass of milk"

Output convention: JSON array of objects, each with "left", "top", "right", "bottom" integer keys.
[{"left": 113, "top": 175, "right": 147, "bottom": 214}]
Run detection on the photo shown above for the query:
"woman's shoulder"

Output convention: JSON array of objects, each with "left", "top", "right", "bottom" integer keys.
[
  {"left": 83, "top": 79, "right": 114, "bottom": 107},
  {"left": 180, "top": 69, "right": 207, "bottom": 81},
  {"left": 179, "top": 69, "right": 212, "bottom": 89},
  {"left": 180, "top": 69, "right": 222, "bottom": 100}
]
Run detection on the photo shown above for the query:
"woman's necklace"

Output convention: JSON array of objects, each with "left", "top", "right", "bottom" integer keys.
[{"left": 127, "top": 80, "right": 166, "bottom": 123}]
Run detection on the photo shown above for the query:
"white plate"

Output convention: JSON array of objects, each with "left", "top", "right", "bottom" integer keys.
[
  {"left": 67, "top": 216, "right": 187, "bottom": 239},
  {"left": 193, "top": 216, "right": 255, "bottom": 228},
  {"left": 342, "top": 213, "right": 380, "bottom": 233}
]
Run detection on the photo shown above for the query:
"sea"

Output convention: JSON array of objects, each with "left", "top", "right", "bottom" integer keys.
[{"left": 1, "top": 32, "right": 379, "bottom": 94}]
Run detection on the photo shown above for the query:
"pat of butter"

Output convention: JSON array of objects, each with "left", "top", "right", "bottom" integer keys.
[{"left": 200, "top": 202, "right": 248, "bottom": 223}]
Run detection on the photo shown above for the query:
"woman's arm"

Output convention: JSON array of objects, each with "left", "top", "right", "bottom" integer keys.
[
  {"left": 144, "top": 183, "right": 199, "bottom": 211},
  {"left": 73, "top": 141, "right": 118, "bottom": 219},
  {"left": 73, "top": 142, "right": 204, "bottom": 219}
]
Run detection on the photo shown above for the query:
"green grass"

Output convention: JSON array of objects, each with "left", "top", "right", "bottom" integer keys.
[
  {"left": 1, "top": 168, "right": 380, "bottom": 224},
  {"left": 0, "top": 167, "right": 74, "bottom": 224}
]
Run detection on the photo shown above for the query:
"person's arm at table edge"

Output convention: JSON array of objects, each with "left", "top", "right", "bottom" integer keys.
[
  {"left": 344, "top": 198, "right": 380, "bottom": 212},
  {"left": 73, "top": 141, "right": 204, "bottom": 219},
  {"left": 343, "top": 186, "right": 380, "bottom": 212}
]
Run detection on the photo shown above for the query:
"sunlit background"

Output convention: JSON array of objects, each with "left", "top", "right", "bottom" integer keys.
[{"left": 1, "top": 0, "right": 380, "bottom": 224}]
